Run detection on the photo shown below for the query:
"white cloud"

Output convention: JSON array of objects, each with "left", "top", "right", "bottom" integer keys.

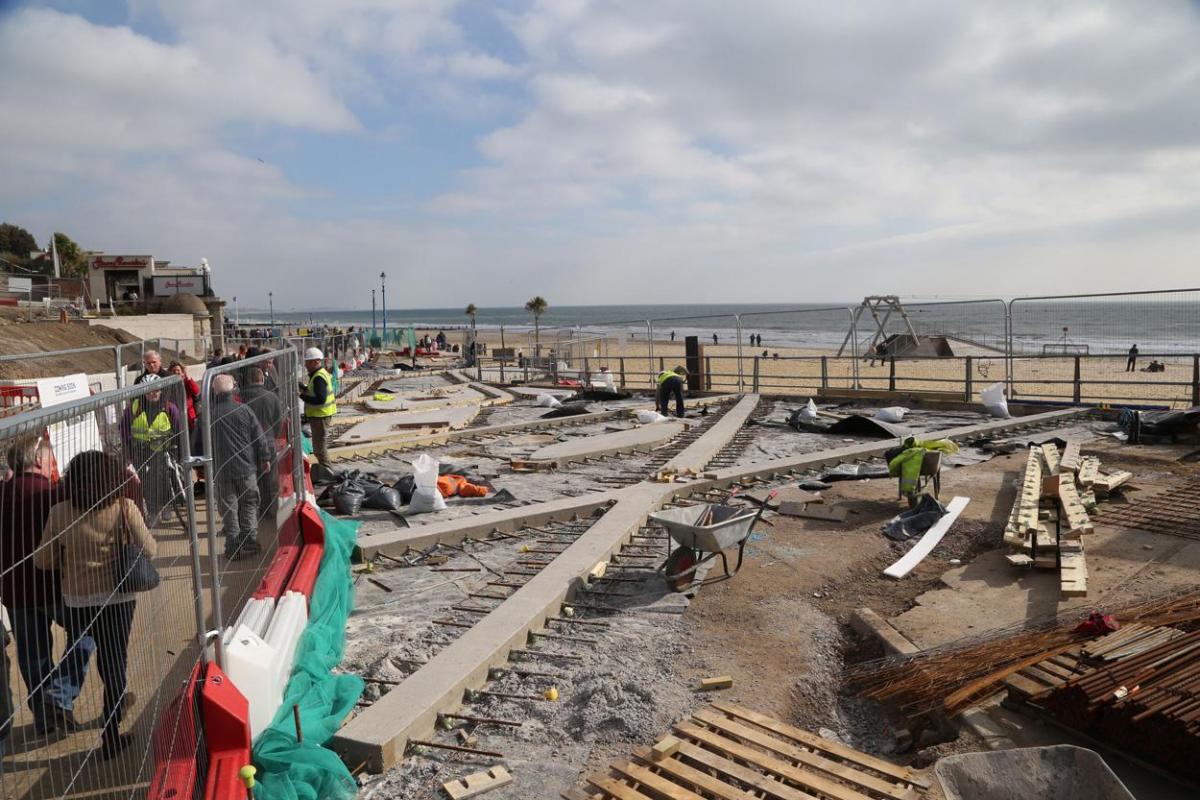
[{"left": 5, "top": 1, "right": 1200, "bottom": 308}]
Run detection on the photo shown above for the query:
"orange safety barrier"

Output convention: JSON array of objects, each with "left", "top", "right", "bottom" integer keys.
[{"left": 201, "top": 663, "right": 252, "bottom": 800}]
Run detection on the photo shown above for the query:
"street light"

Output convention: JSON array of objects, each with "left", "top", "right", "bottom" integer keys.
[
  {"left": 371, "top": 288, "right": 376, "bottom": 331},
  {"left": 268, "top": 291, "right": 274, "bottom": 329},
  {"left": 380, "top": 271, "right": 387, "bottom": 343},
  {"left": 233, "top": 296, "right": 239, "bottom": 328}
]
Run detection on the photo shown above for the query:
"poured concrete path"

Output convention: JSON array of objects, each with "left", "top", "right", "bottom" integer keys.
[{"left": 524, "top": 421, "right": 685, "bottom": 467}]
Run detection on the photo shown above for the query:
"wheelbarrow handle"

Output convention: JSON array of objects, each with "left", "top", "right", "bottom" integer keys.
[{"left": 749, "top": 489, "right": 777, "bottom": 527}]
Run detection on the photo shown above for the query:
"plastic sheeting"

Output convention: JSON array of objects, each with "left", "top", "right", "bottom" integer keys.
[{"left": 251, "top": 510, "right": 364, "bottom": 800}]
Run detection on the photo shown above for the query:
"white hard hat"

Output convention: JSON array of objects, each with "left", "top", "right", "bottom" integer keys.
[{"left": 304, "top": 347, "right": 324, "bottom": 361}]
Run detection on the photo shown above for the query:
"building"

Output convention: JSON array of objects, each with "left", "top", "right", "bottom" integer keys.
[{"left": 87, "top": 253, "right": 213, "bottom": 304}]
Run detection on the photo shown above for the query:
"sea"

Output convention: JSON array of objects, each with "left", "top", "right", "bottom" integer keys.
[{"left": 250, "top": 297, "right": 1200, "bottom": 356}]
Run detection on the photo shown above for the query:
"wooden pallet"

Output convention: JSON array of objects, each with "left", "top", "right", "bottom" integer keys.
[
  {"left": 1002, "top": 647, "right": 1088, "bottom": 705},
  {"left": 1058, "top": 441, "right": 1082, "bottom": 474},
  {"left": 1077, "top": 456, "right": 1100, "bottom": 488},
  {"left": 1040, "top": 443, "right": 1061, "bottom": 475},
  {"left": 566, "top": 701, "right": 929, "bottom": 800},
  {"left": 1057, "top": 480, "right": 1093, "bottom": 538}
]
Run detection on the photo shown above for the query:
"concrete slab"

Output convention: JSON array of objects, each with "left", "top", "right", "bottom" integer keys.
[
  {"left": 657, "top": 395, "right": 759, "bottom": 478},
  {"left": 340, "top": 405, "right": 480, "bottom": 443},
  {"left": 364, "top": 386, "right": 486, "bottom": 413},
  {"left": 525, "top": 422, "right": 684, "bottom": 466},
  {"left": 506, "top": 386, "right": 576, "bottom": 399},
  {"left": 333, "top": 482, "right": 666, "bottom": 771}
]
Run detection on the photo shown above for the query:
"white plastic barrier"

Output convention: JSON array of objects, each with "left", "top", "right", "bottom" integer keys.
[{"left": 223, "top": 590, "right": 310, "bottom": 739}]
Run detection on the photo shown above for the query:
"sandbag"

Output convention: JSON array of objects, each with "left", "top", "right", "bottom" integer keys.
[
  {"left": 330, "top": 482, "right": 365, "bottom": 516},
  {"left": 798, "top": 398, "right": 819, "bottom": 421},
  {"left": 635, "top": 410, "right": 668, "bottom": 424},
  {"left": 363, "top": 485, "right": 402, "bottom": 511},
  {"left": 981, "top": 382, "right": 1009, "bottom": 418},
  {"left": 409, "top": 454, "right": 446, "bottom": 513},
  {"left": 536, "top": 393, "right": 562, "bottom": 408},
  {"left": 875, "top": 406, "right": 908, "bottom": 423},
  {"left": 393, "top": 474, "right": 415, "bottom": 504}
]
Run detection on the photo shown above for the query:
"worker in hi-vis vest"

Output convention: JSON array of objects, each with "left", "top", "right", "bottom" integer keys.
[
  {"left": 656, "top": 365, "right": 688, "bottom": 418},
  {"left": 298, "top": 347, "right": 337, "bottom": 466}
]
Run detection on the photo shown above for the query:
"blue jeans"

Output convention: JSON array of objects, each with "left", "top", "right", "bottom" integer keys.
[{"left": 9, "top": 604, "right": 94, "bottom": 721}]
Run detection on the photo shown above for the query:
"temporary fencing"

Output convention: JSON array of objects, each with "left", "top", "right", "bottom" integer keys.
[{"left": 0, "top": 377, "right": 205, "bottom": 799}]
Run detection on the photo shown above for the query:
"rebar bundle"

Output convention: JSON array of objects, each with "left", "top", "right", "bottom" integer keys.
[
  {"left": 845, "top": 588, "right": 1200, "bottom": 723},
  {"left": 1041, "top": 630, "right": 1200, "bottom": 776}
]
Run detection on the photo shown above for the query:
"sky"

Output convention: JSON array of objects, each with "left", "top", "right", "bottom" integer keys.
[{"left": 3, "top": 0, "right": 1200, "bottom": 311}]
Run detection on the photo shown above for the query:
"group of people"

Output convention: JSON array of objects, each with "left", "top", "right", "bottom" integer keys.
[{"left": 0, "top": 341, "right": 342, "bottom": 766}]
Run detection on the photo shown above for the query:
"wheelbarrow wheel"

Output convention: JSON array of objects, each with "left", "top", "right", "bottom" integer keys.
[{"left": 664, "top": 546, "right": 697, "bottom": 592}]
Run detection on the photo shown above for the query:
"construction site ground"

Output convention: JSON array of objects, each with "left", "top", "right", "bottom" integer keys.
[{"left": 327, "top": 381, "right": 1198, "bottom": 799}]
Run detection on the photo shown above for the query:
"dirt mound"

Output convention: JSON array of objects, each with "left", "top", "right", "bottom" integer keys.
[{"left": 0, "top": 320, "right": 140, "bottom": 380}]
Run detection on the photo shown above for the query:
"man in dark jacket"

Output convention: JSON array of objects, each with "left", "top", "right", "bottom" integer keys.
[
  {"left": 240, "top": 367, "right": 283, "bottom": 514},
  {"left": 211, "top": 374, "right": 271, "bottom": 559},
  {"left": 0, "top": 438, "right": 94, "bottom": 733}
]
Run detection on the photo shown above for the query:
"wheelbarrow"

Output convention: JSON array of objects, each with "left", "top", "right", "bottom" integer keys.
[{"left": 649, "top": 495, "right": 771, "bottom": 591}]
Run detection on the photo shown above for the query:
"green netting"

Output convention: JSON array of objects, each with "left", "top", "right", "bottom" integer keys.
[
  {"left": 301, "top": 434, "right": 313, "bottom": 455},
  {"left": 251, "top": 509, "right": 364, "bottom": 800}
]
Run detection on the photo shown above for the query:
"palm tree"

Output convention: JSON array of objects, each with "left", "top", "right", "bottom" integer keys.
[
  {"left": 464, "top": 303, "right": 478, "bottom": 330},
  {"left": 524, "top": 296, "right": 548, "bottom": 354}
]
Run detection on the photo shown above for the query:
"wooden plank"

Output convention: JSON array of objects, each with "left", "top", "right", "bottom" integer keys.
[
  {"left": 691, "top": 709, "right": 916, "bottom": 800},
  {"left": 608, "top": 760, "right": 709, "bottom": 800},
  {"left": 1058, "top": 441, "right": 1082, "bottom": 474},
  {"left": 672, "top": 740, "right": 821, "bottom": 800},
  {"left": 1040, "top": 443, "right": 1060, "bottom": 475},
  {"left": 443, "top": 766, "right": 514, "bottom": 799},
  {"left": 774, "top": 488, "right": 823, "bottom": 505},
  {"left": 882, "top": 497, "right": 970, "bottom": 579},
  {"left": 631, "top": 748, "right": 758, "bottom": 800},
  {"left": 675, "top": 720, "right": 876, "bottom": 800},
  {"left": 1057, "top": 481, "right": 1093, "bottom": 537},
  {"left": 700, "top": 675, "right": 734, "bottom": 691},
  {"left": 780, "top": 503, "right": 848, "bottom": 522},
  {"left": 652, "top": 736, "right": 681, "bottom": 762},
  {"left": 1077, "top": 457, "right": 1100, "bottom": 487},
  {"left": 586, "top": 776, "right": 654, "bottom": 800},
  {"left": 1093, "top": 470, "right": 1132, "bottom": 493},
  {"left": 709, "top": 701, "right": 929, "bottom": 789},
  {"left": 1015, "top": 447, "right": 1043, "bottom": 534},
  {"left": 607, "top": 761, "right": 706, "bottom": 800}
]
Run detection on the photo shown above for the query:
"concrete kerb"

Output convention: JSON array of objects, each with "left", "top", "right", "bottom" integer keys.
[
  {"left": 334, "top": 400, "right": 1088, "bottom": 773},
  {"left": 523, "top": 421, "right": 686, "bottom": 468},
  {"left": 657, "top": 394, "right": 758, "bottom": 478},
  {"left": 354, "top": 493, "right": 619, "bottom": 562}
]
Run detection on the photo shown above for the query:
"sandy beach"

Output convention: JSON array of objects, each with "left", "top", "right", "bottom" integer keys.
[{"left": 458, "top": 328, "right": 1196, "bottom": 408}]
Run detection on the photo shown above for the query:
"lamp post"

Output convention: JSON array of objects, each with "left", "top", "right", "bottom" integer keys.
[
  {"left": 268, "top": 292, "right": 274, "bottom": 329},
  {"left": 371, "top": 288, "right": 376, "bottom": 331},
  {"left": 380, "top": 271, "right": 387, "bottom": 344},
  {"left": 232, "top": 296, "right": 239, "bottom": 328}
]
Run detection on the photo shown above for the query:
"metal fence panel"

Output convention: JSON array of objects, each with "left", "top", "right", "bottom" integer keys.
[
  {"left": 0, "top": 377, "right": 206, "bottom": 799},
  {"left": 1010, "top": 289, "right": 1200, "bottom": 407},
  {"left": 198, "top": 348, "right": 305, "bottom": 668}
]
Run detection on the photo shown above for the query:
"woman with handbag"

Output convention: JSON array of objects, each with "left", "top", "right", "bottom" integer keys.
[{"left": 35, "top": 450, "right": 158, "bottom": 758}]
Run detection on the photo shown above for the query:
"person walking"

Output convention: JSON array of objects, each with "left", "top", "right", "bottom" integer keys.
[
  {"left": 299, "top": 347, "right": 337, "bottom": 467},
  {"left": 211, "top": 374, "right": 271, "bottom": 559},
  {"left": 168, "top": 361, "right": 201, "bottom": 429},
  {"left": 712, "top": 333, "right": 719, "bottom": 346},
  {"left": 120, "top": 378, "right": 182, "bottom": 527},
  {"left": 0, "top": 438, "right": 94, "bottom": 735},
  {"left": 1126, "top": 344, "right": 1139, "bottom": 372},
  {"left": 656, "top": 366, "right": 688, "bottom": 418},
  {"left": 36, "top": 450, "right": 157, "bottom": 758},
  {"left": 670, "top": 331, "right": 675, "bottom": 342}
]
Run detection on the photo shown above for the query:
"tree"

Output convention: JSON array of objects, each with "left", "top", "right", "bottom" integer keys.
[
  {"left": 524, "top": 296, "right": 548, "bottom": 354},
  {"left": 52, "top": 232, "right": 88, "bottom": 278},
  {"left": 0, "top": 222, "right": 37, "bottom": 270},
  {"left": 464, "top": 303, "right": 478, "bottom": 330}
]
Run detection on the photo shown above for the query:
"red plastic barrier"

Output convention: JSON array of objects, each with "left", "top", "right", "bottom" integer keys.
[
  {"left": 201, "top": 663, "right": 252, "bottom": 800},
  {"left": 284, "top": 546, "right": 323, "bottom": 598},
  {"left": 251, "top": 511, "right": 302, "bottom": 601},
  {"left": 147, "top": 663, "right": 204, "bottom": 800}
]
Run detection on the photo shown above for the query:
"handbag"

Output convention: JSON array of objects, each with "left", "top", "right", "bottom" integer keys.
[{"left": 112, "top": 501, "right": 160, "bottom": 593}]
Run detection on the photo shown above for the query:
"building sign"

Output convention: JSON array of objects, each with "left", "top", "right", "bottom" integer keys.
[
  {"left": 90, "top": 255, "right": 152, "bottom": 270},
  {"left": 153, "top": 275, "right": 204, "bottom": 296},
  {"left": 8, "top": 277, "right": 31, "bottom": 292}
]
